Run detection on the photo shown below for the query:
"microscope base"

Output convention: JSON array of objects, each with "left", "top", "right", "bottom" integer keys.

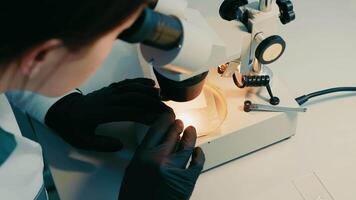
[{"left": 198, "top": 72, "right": 298, "bottom": 171}]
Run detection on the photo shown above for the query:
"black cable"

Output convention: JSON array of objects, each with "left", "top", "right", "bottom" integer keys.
[{"left": 295, "top": 87, "right": 356, "bottom": 106}]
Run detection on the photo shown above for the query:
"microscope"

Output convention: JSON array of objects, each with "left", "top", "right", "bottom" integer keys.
[{"left": 120, "top": 0, "right": 299, "bottom": 170}]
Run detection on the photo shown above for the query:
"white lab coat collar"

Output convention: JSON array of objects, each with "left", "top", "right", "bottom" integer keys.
[
  {"left": 0, "top": 93, "right": 45, "bottom": 199},
  {"left": 0, "top": 94, "right": 21, "bottom": 135}
]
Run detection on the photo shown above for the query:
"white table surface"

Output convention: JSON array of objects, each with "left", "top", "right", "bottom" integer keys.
[{"left": 31, "top": 0, "right": 356, "bottom": 199}]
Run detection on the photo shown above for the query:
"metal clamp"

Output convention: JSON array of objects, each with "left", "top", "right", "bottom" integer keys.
[{"left": 244, "top": 100, "right": 307, "bottom": 113}]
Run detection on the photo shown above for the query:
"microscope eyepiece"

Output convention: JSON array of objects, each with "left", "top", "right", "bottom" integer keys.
[
  {"left": 119, "top": 8, "right": 183, "bottom": 51},
  {"left": 219, "top": 0, "right": 248, "bottom": 21},
  {"left": 120, "top": 7, "right": 212, "bottom": 102}
]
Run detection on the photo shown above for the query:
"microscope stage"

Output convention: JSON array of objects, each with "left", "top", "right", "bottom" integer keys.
[{"left": 196, "top": 70, "right": 298, "bottom": 171}]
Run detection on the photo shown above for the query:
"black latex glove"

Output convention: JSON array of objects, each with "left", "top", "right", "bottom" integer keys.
[
  {"left": 119, "top": 113, "right": 205, "bottom": 200},
  {"left": 45, "top": 78, "right": 173, "bottom": 152}
]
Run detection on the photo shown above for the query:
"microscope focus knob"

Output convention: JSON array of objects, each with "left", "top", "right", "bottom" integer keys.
[
  {"left": 276, "top": 0, "right": 296, "bottom": 25},
  {"left": 219, "top": 0, "right": 248, "bottom": 21},
  {"left": 255, "top": 35, "right": 286, "bottom": 65}
]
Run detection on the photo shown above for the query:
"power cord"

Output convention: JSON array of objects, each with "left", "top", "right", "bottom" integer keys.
[{"left": 295, "top": 87, "right": 356, "bottom": 106}]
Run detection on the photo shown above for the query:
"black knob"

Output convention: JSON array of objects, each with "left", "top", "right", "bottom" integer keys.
[
  {"left": 269, "top": 96, "right": 280, "bottom": 106},
  {"left": 276, "top": 0, "right": 296, "bottom": 25},
  {"left": 219, "top": 0, "right": 248, "bottom": 21},
  {"left": 255, "top": 35, "right": 286, "bottom": 65},
  {"left": 244, "top": 100, "right": 253, "bottom": 112}
]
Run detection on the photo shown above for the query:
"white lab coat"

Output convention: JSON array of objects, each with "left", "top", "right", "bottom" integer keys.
[{"left": 0, "top": 92, "right": 59, "bottom": 200}]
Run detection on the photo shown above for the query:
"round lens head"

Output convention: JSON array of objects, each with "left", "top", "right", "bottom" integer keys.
[{"left": 255, "top": 35, "right": 286, "bottom": 65}]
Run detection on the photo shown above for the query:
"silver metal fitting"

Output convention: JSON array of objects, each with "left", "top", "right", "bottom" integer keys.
[{"left": 259, "top": 0, "right": 273, "bottom": 12}]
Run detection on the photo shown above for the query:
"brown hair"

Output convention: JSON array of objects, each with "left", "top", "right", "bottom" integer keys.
[{"left": 0, "top": 0, "right": 147, "bottom": 65}]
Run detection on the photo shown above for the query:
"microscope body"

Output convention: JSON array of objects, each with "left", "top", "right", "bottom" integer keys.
[{"left": 125, "top": 0, "right": 299, "bottom": 171}]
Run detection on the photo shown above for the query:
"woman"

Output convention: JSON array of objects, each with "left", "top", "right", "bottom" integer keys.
[{"left": 0, "top": 0, "right": 205, "bottom": 199}]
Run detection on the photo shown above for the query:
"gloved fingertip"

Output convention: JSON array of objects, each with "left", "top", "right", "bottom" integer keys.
[
  {"left": 190, "top": 147, "right": 205, "bottom": 169},
  {"left": 185, "top": 126, "right": 197, "bottom": 136},
  {"left": 141, "top": 113, "right": 176, "bottom": 148},
  {"left": 164, "top": 110, "right": 176, "bottom": 120},
  {"left": 175, "top": 119, "right": 184, "bottom": 132},
  {"left": 162, "top": 105, "right": 176, "bottom": 119},
  {"left": 159, "top": 120, "right": 185, "bottom": 154}
]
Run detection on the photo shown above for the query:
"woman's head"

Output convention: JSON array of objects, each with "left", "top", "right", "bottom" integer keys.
[{"left": 0, "top": 0, "right": 146, "bottom": 96}]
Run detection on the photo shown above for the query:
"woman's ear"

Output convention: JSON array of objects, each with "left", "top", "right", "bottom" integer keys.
[{"left": 19, "top": 39, "right": 63, "bottom": 77}]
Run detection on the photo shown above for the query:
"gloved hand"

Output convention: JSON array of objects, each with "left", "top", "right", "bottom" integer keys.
[
  {"left": 45, "top": 78, "right": 173, "bottom": 152},
  {"left": 119, "top": 113, "right": 205, "bottom": 200}
]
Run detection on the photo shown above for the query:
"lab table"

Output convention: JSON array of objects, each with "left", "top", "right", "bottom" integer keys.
[{"left": 18, "top": 0, "right": 356, "bottom": 199}]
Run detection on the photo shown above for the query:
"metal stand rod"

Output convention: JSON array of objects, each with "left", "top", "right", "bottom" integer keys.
[{"left": 266, "top": 84, "right": 280, "bottom": 105}]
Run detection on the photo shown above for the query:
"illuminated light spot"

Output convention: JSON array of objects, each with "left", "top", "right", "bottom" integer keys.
[{"left": 165, "top": 83, "right": 227, "bottom": 138}]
